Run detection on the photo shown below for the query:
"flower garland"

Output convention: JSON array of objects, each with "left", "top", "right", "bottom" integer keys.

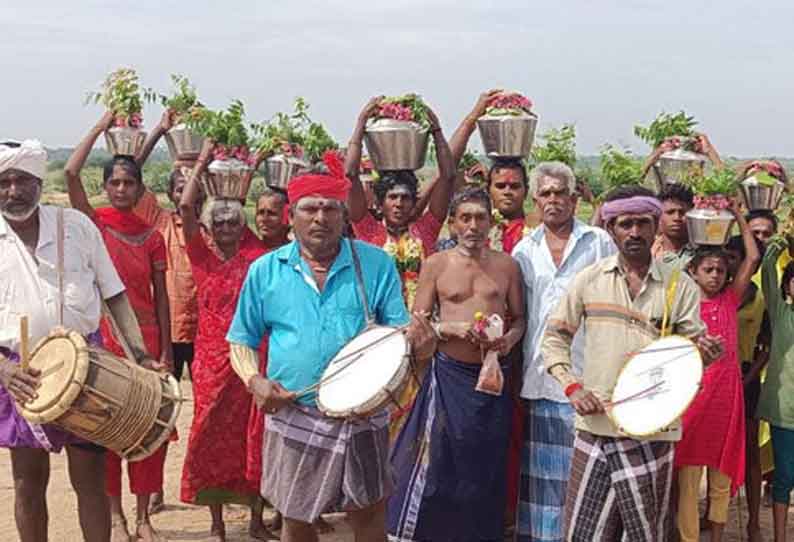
[
  {"left": 383, "top": 234, "right": 424, "bottom": 308},
  {"left": 488, "top": 210, "right": 530, "bottom": 253}
]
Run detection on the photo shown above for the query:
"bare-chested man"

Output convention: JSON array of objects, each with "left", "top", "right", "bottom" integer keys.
[{"left": 387, "top": 187, "right": 525, "bottom": 542}]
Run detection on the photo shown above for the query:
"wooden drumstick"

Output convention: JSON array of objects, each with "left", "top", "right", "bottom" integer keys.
[{"left": 20, "top": 316, "right": 30, "bottom": 372}]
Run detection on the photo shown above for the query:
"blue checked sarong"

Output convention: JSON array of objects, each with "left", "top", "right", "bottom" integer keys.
[
  {"left": 516, "top": 399, "right": 576, "bottom": 542},
  {"left": 387, "top": 351, "right": 512, "bottom": 542}
]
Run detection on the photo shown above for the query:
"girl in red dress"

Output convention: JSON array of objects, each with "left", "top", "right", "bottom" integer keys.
[
  {"left": 676, "top": 201, "right": 760, "bottom": 542},
  {"left": 177, "top": 146, "right": 276, "bottom": 541},
  {"left": 66, "top": 112, "right": 173, "bottom": 542}
]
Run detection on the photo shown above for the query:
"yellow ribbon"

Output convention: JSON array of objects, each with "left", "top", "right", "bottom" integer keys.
[{"left": 660, "top": 268, "right": 680, "bottom": 337}]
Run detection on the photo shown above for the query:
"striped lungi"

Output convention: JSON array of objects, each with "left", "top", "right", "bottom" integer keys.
[
  {"left": 516, "top": 399, "right": 575, "bottom": 542},
  {"left": 261, "top": 403, "right": 392, "bottom": 523},
  {"left": 564, "top": 430, "right": 674, "bottom": 542}
]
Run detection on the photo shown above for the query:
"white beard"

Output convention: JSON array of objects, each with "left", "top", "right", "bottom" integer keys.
[{"left": 1, "top": 185, "right": 41, "bottom": 222}]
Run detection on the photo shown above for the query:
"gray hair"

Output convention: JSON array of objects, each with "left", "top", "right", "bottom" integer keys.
[
  {"left": 529, "top": 161, "right": 577, "bottom": 197},
  {"left": 200, "top": 197, "right": 245, "bottom": 228},
  {"left": 257, "top": 186, "right": 288, "bottom": 205}
]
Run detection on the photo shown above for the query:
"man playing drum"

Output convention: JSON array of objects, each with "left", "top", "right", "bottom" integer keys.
[
  {"left": 388, "top": 187, "right": 526, "bottom": 542},
  {"left": 541, "top": 185, "right": 724, "bottom": 541},
  {"left": 227, "top": 152, "right": 436, "bottom": 542},
  {"left": 0, "top": 140, "right": 154, "bottom": 542},
  {"left": 511, "top": 161, "right": 615, "bottom": 542}
]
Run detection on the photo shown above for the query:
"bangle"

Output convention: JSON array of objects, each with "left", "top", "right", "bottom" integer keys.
[
  {"left": 564, "top": 382, "right": 583, "bottom": 397},
  {"left": 432, "top": 322, "right": 446, "bottom": 341},
  {"left": 348, "top": 140, "right": 361, "bottom": 147}
]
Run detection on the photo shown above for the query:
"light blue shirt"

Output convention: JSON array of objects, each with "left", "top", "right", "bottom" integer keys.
[
  {"left": 227, "top": 239, "right": 409, "bottom": 406},
  {"left": 512, "top": 219, "right": 617, "bottom": 402}
]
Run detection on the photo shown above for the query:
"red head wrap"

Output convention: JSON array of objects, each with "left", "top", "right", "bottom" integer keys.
[{"left": 283, "top": 150, "right": 351, "bottom": 224}]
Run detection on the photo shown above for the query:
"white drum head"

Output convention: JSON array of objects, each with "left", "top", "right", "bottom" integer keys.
[
  {"left": 317, "top": 326, "right": 408, "bottom": 417},
  {"left": 610, "top": 335, "right": 702, "bottom": 437}
]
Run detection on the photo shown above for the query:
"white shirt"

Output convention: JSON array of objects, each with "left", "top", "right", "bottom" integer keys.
[
  {"left": 0, "top": 205, "right": 125, "bottom": 352},
  {"left": 512, "top": 219, "right": 616, "bottom": 402}
]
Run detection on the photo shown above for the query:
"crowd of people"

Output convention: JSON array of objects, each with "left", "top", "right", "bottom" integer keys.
[{"left": 1, "top": 90, "right": 794, "bottom": 542}]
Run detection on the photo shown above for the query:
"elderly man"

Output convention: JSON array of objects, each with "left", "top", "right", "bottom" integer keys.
[
  {"left": 0, "top": 140, "right": 153, "bottom": 542},
  {"left": 511, "top": 161, "right": 615, "bottom": 542},
  {"left": 541, "top": 186, "right": 724, "bottom": 541},
  {"left": 227, "top": 152, "right": 435, "bottom": 542},
  {"left": 388, "top": 187, "right": 526, "bottom": 542}
]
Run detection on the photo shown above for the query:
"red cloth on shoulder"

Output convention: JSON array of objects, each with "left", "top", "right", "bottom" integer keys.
[{"left": 94, "top": 207, "right": 152, "bottom": 236}]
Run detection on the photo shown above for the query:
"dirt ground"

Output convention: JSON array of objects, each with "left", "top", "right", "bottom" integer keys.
[{"left": 0, "top": 380, "right": 791, "bottom": 541}]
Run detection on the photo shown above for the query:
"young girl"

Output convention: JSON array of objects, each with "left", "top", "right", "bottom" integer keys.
[
  {"left": 676, "top": 201, "right": 760, "bottom": 542},
  {"left": 758, "top": 234, "right": 794, "bottom": 542},
  {"left": 66, "top": 112, "right": 172, "bottom": 542}
]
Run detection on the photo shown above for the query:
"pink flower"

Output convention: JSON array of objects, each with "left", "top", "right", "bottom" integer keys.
[
  {"left": 487, "top": 93, "right": 533, "bottom": 112},
  {"left": 378, "top": 103, "right": 415, "bottom": 122},
  {"left": 129, "top": 113, "right": 143, "bottom": 128},
  {"left": 694, "top": 195, "right": 730, "bottom": 210},
  {"left": 213, "top": 144, "right": 229, "bottom": 162}
]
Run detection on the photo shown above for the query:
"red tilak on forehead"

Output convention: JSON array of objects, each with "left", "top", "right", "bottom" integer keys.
[{"left": 497, "top": 169, "right": 522, "bottom": 182}]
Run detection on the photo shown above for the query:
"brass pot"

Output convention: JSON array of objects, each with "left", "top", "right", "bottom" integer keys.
[
  {"left": 265, "top": 154, "right": 309, "bottom": 189},
  {"left": 104, "top": 127, "right": 147, "bottom": 157},
  {"left": 204, "top": 159, "right": 253, "bottom": 200},
  {"left": 740, "top": 176, "right": 786, "bottom": 211},
  {"left": 477, "top": 113, "right": 538, "bottom": 159},
  {"left": 164, "top": 124, "right": 204, "bottom": 161},
  {"left": 364, "top": 119, "right": 429, "bottom": 171},
  {"left": 686, "top": 208, "right": 734, "bottom": 246}
]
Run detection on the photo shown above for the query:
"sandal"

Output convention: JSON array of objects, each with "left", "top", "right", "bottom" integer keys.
[{"left": 110, "top": 516, "right": 132, "bottom": 542}]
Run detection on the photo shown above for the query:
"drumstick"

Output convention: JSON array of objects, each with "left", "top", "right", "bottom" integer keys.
[
  {"left": 20, "top": 316, "right": 30, "bottom": 372},
  {"left": 294, "top": 324, "right": 410, "bottom": 399},
  {"left": 603, "top": 381, "right": 665, "bottom": 409}
]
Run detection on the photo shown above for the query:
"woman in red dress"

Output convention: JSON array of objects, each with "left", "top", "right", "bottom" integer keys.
[
  {"left": 178, "top": 144, "right": 275, "bottom": 541},
  {"left": 66, "top": 112, "right": 173, "bottom": 542}
]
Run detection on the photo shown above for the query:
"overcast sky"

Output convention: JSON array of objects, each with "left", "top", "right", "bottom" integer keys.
[{"left": 2, "top": 1, "right": 793, "bottom": 156}]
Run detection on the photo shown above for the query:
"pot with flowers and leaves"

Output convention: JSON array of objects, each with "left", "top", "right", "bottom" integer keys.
[
  {"left": 364, "top": 94, "right": 430, "bottom": 171},
  {"left": 739, "top": 160, "right": 787, "bottom": 211},
  {"left": 684, "top": 168, "right": 739, "bottom": 246},
  {"left": 187, "top": 100, "right": 254, "bottom": 199},
  {"left": 634, "top": 111, "right": 708, "bottom": 189},
  {"left": 477, "top": 91, "right": 538, "bottom": 159},
  {"left": 155, "top": 74, "right": 206, "bottom": 161},
  {"left": 86, "top": 67, "right": 151, "bottom": 156}
]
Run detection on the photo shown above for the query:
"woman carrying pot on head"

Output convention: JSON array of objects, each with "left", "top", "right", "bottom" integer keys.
[
  {"left": 65, "top": 111, "right": 172, "bottom": 542},
  {"left": 177, "top": 141, "right": 277, "bottom": 542}
]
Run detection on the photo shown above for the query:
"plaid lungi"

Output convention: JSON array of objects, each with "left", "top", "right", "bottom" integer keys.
[
  {"left": 261, "top": 403, "right": 392, "bottom": 523},
  {"left": 516, "top": 399, "right": 576, "bottom": 542},
  {"left": 564, "top": 430, "right": 674, "bottom": 542}
]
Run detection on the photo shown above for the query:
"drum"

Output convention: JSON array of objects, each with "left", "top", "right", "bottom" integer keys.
[
  {"left": 609, "top": 335, "right": 702, "bottom": 437},
  {"left": 317, "top": 326, "right": 412, "bottom": 418},
  {"left": 18, "top": 328, "right": 182, "bottom": 461}
]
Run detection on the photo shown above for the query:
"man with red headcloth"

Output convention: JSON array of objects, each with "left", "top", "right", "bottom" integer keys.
[{"left": 227, "top": 153, "right": 437, "bottom": 542}]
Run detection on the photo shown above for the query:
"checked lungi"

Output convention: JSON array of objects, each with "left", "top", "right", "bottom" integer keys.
[
  {"left": 563, "top": 430, "right": 674, "bottom": 542},
  {"left": 261, "top": 403, "right": 392, "bottom": 523},
  {"left": 516, "top": 399, "right": 576, "bottom": 542},
  {"left": 388, "top": 351, "right": 512, "bottom": 542}
]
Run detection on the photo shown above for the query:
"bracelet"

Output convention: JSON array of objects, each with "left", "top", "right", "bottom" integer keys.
[
  {"left": 348, "top": 140, "right": 361, "bottom": 147},
  {"left": 432, "top": 322, "right": 446, "bottom": 341},
  {"left": 564, "top": 382, "right": 583, "bottom": 397}
]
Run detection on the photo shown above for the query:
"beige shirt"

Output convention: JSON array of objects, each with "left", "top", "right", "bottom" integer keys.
[
  {"left": 0, "top": 206, "right": 125, "bottom": 352},
  {"left": 542, "top": 253, "right": 705, "bottom": 441}
]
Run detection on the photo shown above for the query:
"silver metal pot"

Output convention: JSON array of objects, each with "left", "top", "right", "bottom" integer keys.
[
  {"left": 364, "top": 119, "right": 429, "bottom": 171},
  {"left": 652, "top": 148, "right": 708, "bottom": 189},
  {"left": 477, "top": 113, "right": 538, "bottom": 159},
  {"left": 740, "top": 176, "right": 786, "bottom": 211},
  {"left": 104, "top": 127, "right": 147, "bottom": 157},
  {"left": 686, "top": 208, "right": 735, "bottom": 246},
  {"left": 164, "top": 124, "right": 204, "bottom": 161},
  {"left": 204, "top": 159, "right": 253, "bottom": 200},
  {"left": 265, "top": 154, "right": 309, "bottom": 189}
]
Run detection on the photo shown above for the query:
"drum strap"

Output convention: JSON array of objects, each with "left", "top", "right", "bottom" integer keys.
[
  {"left": 660, "top": 268, "right": 681, "bottom": 337},
  {"left": 348, "top": 238, "right": 374, "bottom": 326},
  {"left": 56, "top": 207, "right": 65, "bottom": 327}
]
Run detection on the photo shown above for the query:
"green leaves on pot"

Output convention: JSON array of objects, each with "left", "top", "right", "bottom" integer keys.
[
  {"left": 686, "top": 167, "right": 739, "bottom": 196},
  {"left": 251, "top": 97, "right": 337, "bottom": 163},
  {"left": 634, "top": 111, "right": 698, "bottom": 149},
  {"left": 158, "top": 74, "right": 203, "bottom": 118},
  {"left": 186, "top": 100, "right": 249, "bottom": 148},
  {"left": 752, "top": 171, "right": 779, "bottom": 187},
  {"left": 599, "top": 144, "right": 644, "bottom": 191},
  {"left": 85, "top": 67, "right": 153, "bottom": 117},
  {"left": 529, "top": 124, "right": 576, "bottom": 168}
]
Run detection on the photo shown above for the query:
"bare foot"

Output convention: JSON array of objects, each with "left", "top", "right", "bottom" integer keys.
[
  {"left": 136, "top": 520, "right": 166, "bottom": 542},
  {"left": 249, "top": 519, "right": 279, "bottom": 540},
  {"left": 314, "top": 516, "right": 335, "bottom": 534},
  {"left": 110, "top": 515, "right": 132, "bottom": 542},
  {"left": 149, "top": 491, "right": 165, "bottom": 515},
  {"left": 210, "top": 522, "right": 226, "bottom": 542},
  {"left": 265, "top": 511, "right": 283, "bottom": 531},
  {"left": 747, "top": 526, "right": 763, "bottom": 542}
]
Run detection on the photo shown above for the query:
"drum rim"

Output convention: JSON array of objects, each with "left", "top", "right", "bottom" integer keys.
[
  {"left": 317, "top": 325, "right": 411, "bottom": 418},
  {"left": 125, "top": 373, "right": 183, "bottom": 462},
  {"left": 608, "top": 334, "right": 703, "bottom": 437},
  {"left": 19, "top": 329, "right": 91, "bottom": 423}
]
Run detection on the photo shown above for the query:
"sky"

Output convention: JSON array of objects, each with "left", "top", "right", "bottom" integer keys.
[{"left": 2, "top": 0, "right": 793, "bottom": 156}]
